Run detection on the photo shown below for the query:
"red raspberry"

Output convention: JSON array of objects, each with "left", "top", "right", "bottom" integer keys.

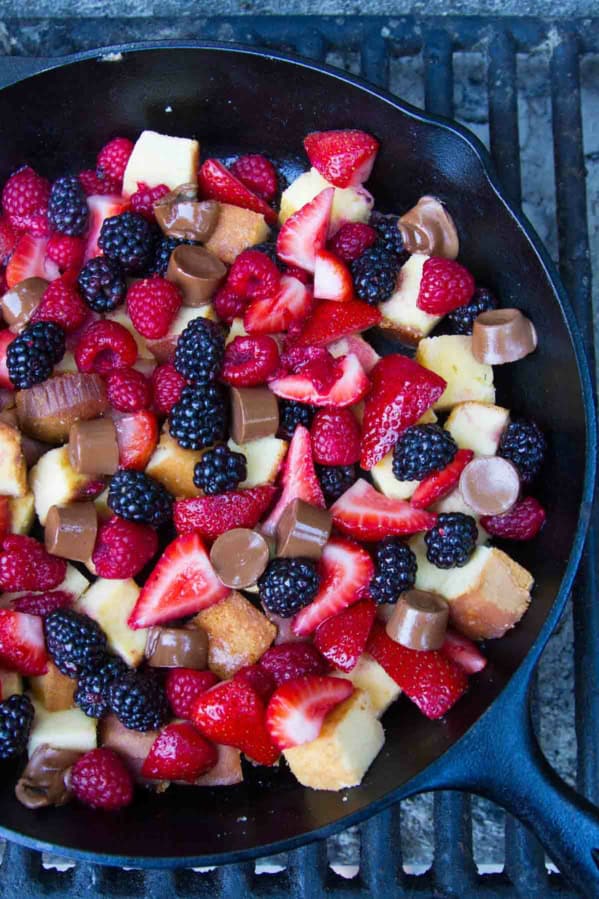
[
  {"left": 328, "top": 222, "right": 377, "bottom": 262},
  {"left": 0, "top": 535, "right": 66, "bottom": 592},
  {"left": 106, "top": 368, "right": 152, "bottom": 412},
  {"left": 258, "top": 643, "right": 328, "bottom": 687},
  {"left": 127, "top": 276, "right": 182, "bottom": 340},
  {"left": 78, "top": 169, "right": 121, "bottom": 197},
  {"left": 2, "top": 166, "right": 50, "bottom": 235},
  {"left": 480, "top": 496, "right": 546, "bottom": 541},
  {"left": 96, "top": 137, "right": 134, "bottom": 183},
  {"left": 230, "top": 154, "right": 278, "bottom": 202},
  {"left": 130, "top": 182, "right": 170, "bottom": 221},
  {"left": 417, "top": 257, "right": 475, "bottom": 314},
  {"left": 0, "top": 217, "right": 17, "bottom": 264},
  {"left": 310, "top": 407, "right": 361, "bottom": 465},
  {"left": 32, "top": 277, "right": 88, "bottom": 333},
  {"left": 227, "top": 249, "right": 281, "bottom": 300},
  {"left": 92, "top": 515, "right": 158, "bottom": 579},
  {"left": 75, "top": 320, "right": 138, "bottom": 374},
  {"left": 165, "top": 668, "right": 219, "bottom": 719},
  {"left": 46, "top": 233, "right": 85, "bottom": 271},
  {"left": 284, "top": 265, "right": 311, "bottom": 284},
  {"left": 221, "top": 335, "right": 280, "bottom": 387},
  {"left": 71, "top": 748, "right": 134, "bottom": 810},
  {"left": 213, "top": 284, "right": 247, "bottom": 324},
  {"left": 151, "top": 362, "right": 186, "bottom": 414},
  {"left": 141, "top": 722, "right": 218, "bottom": 782},
  {"left": 11, "top": 590, "right": 73, "bottom": 616},
  {"left": 234, "top": 665, "right": 275, "bottom": 701}
]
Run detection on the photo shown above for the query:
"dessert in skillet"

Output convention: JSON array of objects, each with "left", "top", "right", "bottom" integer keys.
[{"left": 0, "top": 129, "right": 546, "bottom": 809}]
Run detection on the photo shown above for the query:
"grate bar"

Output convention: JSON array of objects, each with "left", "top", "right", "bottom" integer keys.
[
  {"left": 359, "top": 806, "right": 405, "bottom": 894},
  {"left": 422, "top": 29, "right": 454, "bottom": 119},
  {"left": 287, "top": 842, "right": 330, "bottom": 898},
  {"left": 486, "top": 30, "right": 522, "bottom": 208},
  {"left": 432, "top": 792, "right": 478, "bottom": 893},
  {"left": 360, "top": 29, "right": 390, "bottom": 89}
]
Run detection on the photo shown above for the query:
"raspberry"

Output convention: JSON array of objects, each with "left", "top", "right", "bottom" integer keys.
[
  {"left": 227, "top": 249, "right": 281, "bottom": 301},
  {"left": 221, "top": 335, "right": 280, "bottom": 387},
  {"left": 230, "top": 154, "right": 278, "bottom": 202},
  {"left": 0, "top": 535, "right": 66, "bottom": 592},
  {"left": 0, "top": 218, "right": 17, "bottom": 264},
  {"left": 259, "top": 643, "right": 327, "bottom": 687},
  {"left": 165, "top": 668, "right": 219, "bottom": 719},
  {"left": 234, "top": 665, "right": 275, "bottom": 701},
  {"left": 213, "top": 284, "right": 246, "bottom": 324},
  {"left": 46, "top": 234, "right": 85, "bottom": 271},
  {"left": 75, "top": 320, "right": 138, "bottom": 374},
  {"left": 130, "top": 182, "right": 170, "bottom": 221},
  {"left": 480, "top": 496, "right": 546, "bottom": 541},
  {"left": 96, "top": 137, "right": 134, "bottom": 183},
  {"left": 310, "top": 407, "right": 361, "bottom": 465},
  {"left": 11, "top": 590, "right": 73, "bottom": 617},
  {"left": 92, "top": 515, "right": 158, "bottom": 578},
  {"left": 328, "top": 222, "right": 377, "bottom": 262},
  {"left": 151, "top": 362, "right": 186, "bottom": 414},
  {"left": 71, "top": 747, "right": 134, "bottom": 810},
  {"left": 284, "top": 265, "right": 311, "bottom": 284},
  {"left": 2, "top": 167, "right": 50, "bottom": 235},
  {"left": 106, "top": 367, "right": 151, "bottom": 412},
  {"left": 127, "top": 276, "right": 182, "bottom": 340},
  {"left": 78, "top": 169, "right": 120, "bottom": 197},
  {"left": 417, "top": 257, "right": 475, "bottom": 315},
  {"left": 32, "top": 277, "right": 88, "bottom": 333}
]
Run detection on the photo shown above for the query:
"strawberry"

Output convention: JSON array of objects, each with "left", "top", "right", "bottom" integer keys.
[
  {"left": 141, "top": 722, "right": 218, "bottom": 783},
  {"left": 0, "top": 609, "right": 47, "bottom": 675},
  {"left": 259, "top": 642, "right": 328, "bottom": 687},
  {"left": 292, "top": 538, "right": 374, "bottom": 637},
  {"left": 266, "top": 675, "right": 354, "bottom": 749},
  {"left": 234, "top": 664, "right": 276, "bottom": 701},
  {"left": 331, "top": 478, "right": 437, "bottom": 541},
  {"left": 84, "top": 194, "right": 129, "bottom": 263},
  {"left": 244, "top": 275, "right": 312, "bottom": 335},
  {"left": 269, "top": 352, "right": 369, "bottom": 408},
  {"left": 174, "top": 484, "right": 277, "bottom": 540},
  {"left": 411, "top": 449, "right": 474, "bottom": 509},
  {"left": 261, "top": 425, "right": 323, "bottom": 536},
  {"left": 360, "top": 355, "right": 447, "bottom": 470},
  {"left": 294, "top": 298, "right": 381, "bottom": 347},
  {"left": 327, "top": 333, "right": 380, "bottom": 374},
  {"left": 0, "top": 330, "right": 16, "bottom": 389},
  {"left": 0, "top": 217, "right": 17, "bottom": 264},
  {"left": 311, "top": 407, "right": 361, "bottom": 465},
  {"left": 276, "top": 188, "right": 334, "bottom": 273},
  {"left": 314, "top": 599, "right": 376, "bottom": 672},
  {"left": 416, "top": 257, "right": 475, "bottom": 315},
  {"left": 304, "top": 130, "right": 379, "bottom": 188},
  {"left": 112, "top": 409, "right": 159, "bottom": 470},
  {"left": 198, "top": 159, "right": 277, "bottom": 225},
  {"left": 165, "top": 668, "right": 219, "bottom": 719},
  {"left": 128, "top": 532, "right": 229, "bottom": 629},
  {"left": 5, "top": 235, "right": 59, "bottom": 289},
  {"left": 367, "top": 623, "right": 468, "bottom": 719},
  {"left": 441, "top": 630, "right": 487, "bottom": 674},
  {"left": 313, "top": 249, "right": 353, "bottom": 302},
  {"left": 480, "top": 496, "right": 546, "bottom": 541},
  {"left": 0, "top": 497, "right": 11, "bottom": 546},
  {"left": 191, "top": 679, "right": 279, "bottom": 766}
]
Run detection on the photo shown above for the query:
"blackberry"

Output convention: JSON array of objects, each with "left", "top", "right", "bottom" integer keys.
[
  {"left": 7, "top": 321, "right": 65, "bottom": 389},
  {"left": 369, "top": 537, "right": 417, "bottom": 605},
  {"left": 75, "top": 655, "right": 129, "bottom": 718},
  {"left": 168, "top": 384, "right": 228, "bottom": 451},
  {"left": 445, "top": 287, "right": 498, "bottom": 335},
  {"left": 252, "top": 241, "right": 284, "bottom": 270},
  {"left": 174, "top": 317, "right": 225, "bottom": 385},
  {"left": 44, "top": 608, "right": 107, "bottom": 678},
  {"left": 109, "top": 670, "right": 170, "bottom": 731},
  {"left": 150, "top": 236, "right": 194, "bottom": 276},
  {"left": 351, "top": 246, "right": 400, "bottom": 305},
  {"left": 424, "top": 512, "right": 478, "bottom": 569},
  {"left": 258, "top": 558, "right": 320, "bottom": 618},
  {"left": 0, "top": 694, "right": 34, "bottom": 760},
  {"left": 98, "top": 211, "right": 155, "bottom": 274},
  {"left": 317, "top": 464, "right": 357, "bottom": 503},
  {"left": 193, "top": 444, "right": 247, "bottom": 495},
  {"left": 77, "top": 256, "right": 126, "bottom": 313},
  {"left": 107, "top": 469, "right": 173, "bottom": 527},
  {"left": 393, "top": 424, "right": 458, "bottom": 481},
  {"left": 48, "top": 175, "right": 89, "bottom": 237},
  {"left": 278, "top": 399, "right": 315, "bottom": 439},
  {"left": 370, "top": 212, "right": 410, "bottom": 263},
  {"left": 499, "top": 419, "right": 546, "bottom": 484}
]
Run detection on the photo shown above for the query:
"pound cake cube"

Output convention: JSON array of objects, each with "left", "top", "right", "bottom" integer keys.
[
  {"left": 146, "top": 426, "right": 206, "bottom": 498},
  {"left": 416, "top": 335, "right": 495, "bottom": 410},
  {"left": 378, "top": 254, "right": 441, "bottom": 344},
  {"left": 0, "top": 669, "right": 23, "bottom": 698},
  {"left": 122, "top": 129, "right": 200, "bottom": 197},
  {"left": 445, "top": 401, "right": 510, "bottom": 456},
  {"left": 76, "top": 578, "right": 147, "bottom": 667},
  {"left": 9, "top": 492, "right": 35, "bottom": 535},
  {"left": 371, "top": 451, "right": 419, "bottom": 500},
  {"left": 194, "top": 744, "right": 243, "bottom": 786},
  {"left": 30, "top": 445, "right": 95, "bottom": 525},
  {"left": 284, "top": 689, "right": 384, "bottom": 791},
  {"left": 334, "top": 654, "right": 401, "bottom": 717},
  {"left": 28, "top": 700, "right": 97, "bottom": 756},
  {"left": 205, "top": 204, "right": 269, "bottom": 264},
  {"left": 279, "top": 168, "right": 372, "bottom": 230},
  {"left": 228, "top": 435, "right": 288, "bottom": 488},
  {"left": 193, "top": 591, "right": 276, "bottom": 678},
  {"left": 29, "top": 661, "right": 76, "bottom": 712},
  {"left": 0, "top": 421, "right": 27, "bottom": 498}
]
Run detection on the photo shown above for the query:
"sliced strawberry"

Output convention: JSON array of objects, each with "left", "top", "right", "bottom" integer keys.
[
  {"left": 269, "top": 352, "right": 369, "bottom": 408},
  {"left": 314, "top": 599, "right": 376, "bottom": 672},
  {"left": 141, "top": 722, "right": 218, "bottom": 783},
  {"left": 244, "top": 275, "right": 312, "bottom": 335},
  {"left": 0, "top": 497, "right": 11, "bottom": 546},
  {"left": 292, "top": 537, "right": 374, "bottom": 637},
  {"left": 367, "top": 623, "right": 468, "bottom": 719},
  {"left": 313, "top": 249, "right": 353, "bottom": 302},
  {"left": 128, "top": 533, "right": 229, "bottom": 629},
  {"left": 266, "top": 675, "right": 354, "bottom": 750},
  {"left": 310, "top": 407, "right": 361, "bottom": 465},
  {"left": 112, "top": 409, "right": 159, "bottom": 471},
  {"left": 331, "top": 478, "right": 436, "bottom": 541},
  {"left": 259, "top": 642, "right": 328, "bottom": 687},
  {"left": 411, "top": 449, "right": 474, "bottom": 509},
  {"left": 441, "top": 630, "right": 487, "bottom": 674},
  {"left": 261, "top": 425, "right": 323, "bottom": 536},
  {"left": 328, "top": 333, "right": 380, "bottom": 374},
  {"left": 198, "top": 159, "right": 278, "bottom": 225},
  {"left": 304, "top": 130, "right": 379, "bottom": 188},
  {"left": 294, "top": 298, "right": 381, "bottom": 347},
  {"left": 0, "top": 609, "right": 47, "bottom": 675},
  {"left": 360, "top": 355, "right": 447, "bottom": 470},
  {"left": 276, "top": 188, "right": 334, "bottom": 273},
  {"left": 5, "top": 235, "right": 59, "bottom": 289},
  {"left": 0, "top": 330, "right": 15, "bottom": 389},
  {"left": 174, "top": 484, "right": 277, "bottom": 540},
  {"left": 84, "top": 194, "right": 129, "bottom": 262}
]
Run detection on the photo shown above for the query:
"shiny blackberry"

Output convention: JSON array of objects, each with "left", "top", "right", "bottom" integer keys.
[
  {"left": 77, "top": 256, "right": 126, "bottom": 313},
  {"left": 193, "top": 444, "right": 247, "bottom": 495},
  {"left": 317, "top": 464, "right": 357, "bottom": 503},
  {"left": 393, "top": 424, "right": 458, "bottom": 481},
  {"left": 424, "top": 512, "right": 478, "bottom": 569},
  {"left": 370, "top": 211, "right": 410, "bottom": 263},
  {"left": 98, "top": 211, "right": 154, "bottom": 274},
  {"left": 278, "top": 399, "right": 315, "bottom": 439},
  {"left": 252, "top": 241, "right": 284, "bottom": 270},
  {"left": 44, "top": 609, "right": 107, "bottom": 678},
  {"left": 445, "top": 287, "right": 498, "bottom": 335},
  {"left": 351, "top": 245, "right": 400, "bottom": 305},
  {"left": 7, "top": 321, "right": 65, "bottom": 389},
  {"left": 499, "top": 419, "right": 546, "bottom": 484},
  {"left": 107, "top": 469, "right": 173, "bottom": 528},
  {"left": 174, "top": 317, "right": 225, "bottom": 385},
  {"left": 369, "top": 537, "right": 417, "bottom": 604},
  {"left": 168, "top": 384, "right": 228, "bottom": 451},
  {"left": 258, "top": 558, "right": 320, "bottom": 618},
  {"left": 75, "top": 655, "right": 129, "bottom": 718},
  {"left": 109, "top": 670, "right": 170, "bottom": 731},
  {"left": 0, "top": 695, "right": 34, "bottom": 760},
  {"left": 48, "top": 175, "right": 89, "bottom": 236}
]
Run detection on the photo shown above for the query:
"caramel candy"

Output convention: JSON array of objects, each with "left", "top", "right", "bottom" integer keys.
[
  {"left": 166, "top": 245, "right": 227, "bottom": 306},
  {"left": 386, "top": 590, "right": 449, "bottom": 651},
  {"left": 145, "top": 626, "right": 209, "bottom": 669},
  {"left": 276, "top": 498, "right": 332, "bottom": 560},
  {"left": 230, "top": 386, "right": 279, "bottom": 444},
  {"left": 398, "top": 196, "right": 459, "bottom": 259},
  {"left": 1, "top": 277, "right": 48, "bottom": 332},
  {"left": 210, "top": 528, "right": 270, "bottom": 589},
  {"left": 154, "top": 183, "right": 220, "bottom": 241},
  {"left": 16, "top": 372, "right": 109, "bottom": 444},
  {"left": 68, "top": 418, "right": 119, "bottom": 476},
  {"left": 15, "top": 744, "right": 82, "bottom": 809},
  {"left": 472, "top": 308, "right": 538, "bottom": 365},
  {"left": 459, "top": 456, "right": 520, "bottom": 516},
  {"left": 45, "top": 501, "right": 98, "bottom": 563}
]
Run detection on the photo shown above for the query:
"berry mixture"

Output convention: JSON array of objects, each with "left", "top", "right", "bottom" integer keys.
[{"left": 0, "top": 127, "right": 544, "bottom": 808}]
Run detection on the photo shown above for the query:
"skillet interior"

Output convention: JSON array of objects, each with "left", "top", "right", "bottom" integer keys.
[{"left": 0, "top": 45, "right": 590, "bottom": 864}]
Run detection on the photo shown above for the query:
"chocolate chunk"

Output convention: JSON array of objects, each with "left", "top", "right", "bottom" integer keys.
[
  {"left": 459, "top": 456, "right": 521, "bottom": 516},
  {"left": 276, "top": 498, "right": 332, "bottom": 560},
  {"left": 230, "top": 386, "right": 279, "bottom": 444},
  {"left": 472, "top": 308, "right": 538, "bottom": 365},
  {"left": 15, "top": 744, "right": 82, "bottom": 809},
  {"left": 166, "top": 245, "right": 227, "bottom": 307},
  {"left": 386, "top": 589, "right": 449, "bottom": 651},
  {"left": 145, "top": 626, "right": 209, "bottom": 669},
  {"left": 210, "top": 528, "right": 270, "bottom": 589},
  {"left": 16, "top": 372, "right": 109, "bottom": 444},
  {"left": 398, "top": 196, "right": 459, "bottom": 259},
  {"left": 154, "top": 183, "right": 220, "bottom": 241},
  {"left": 45, "top": 502, "right": 98, "bottom": 563},
  {"left": 1, "top": 277, "right": 48, "bottom": 332},
  {"left": 68, "top": 417, "right": 119, "bottom": 476}
]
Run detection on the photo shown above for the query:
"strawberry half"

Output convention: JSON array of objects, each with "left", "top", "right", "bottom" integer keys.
[
  {"left": 292, "top": 537, "right": 374, "bottom": 637},
  {"left": 5, "top": 235, "right": 59, "bottom": 289},
  {"left": 0, "top": 330, "right": 15, "bottom": 389},
  {"left": 313, "top": 249, "right": 353, "bottom": 302},
  {"left": 277, "top": 188, "right": 334, "bottom": 273},
  {"left": 261, "top": 425, "right": 323, "bottom": 536},
  {"left": 328, "top": 333, "right": 380, "bottom": 374},
  {"left": 441, "top": 630, "right": 487, "bottom": 674},
  {"left": 410, "top": 449, "right": 474, "bottom": 509},
  {"left": 141, "top": 722, "right": 218, "bottom": 783},
  {"left": 198, "top": 159, "right": 277, "bottom": 225},
  {"left": 244, "top": 275, "right": 312, "bottom": 335},
  {"left": 112, "top": 409, "right": 159, "bottom": 471},
  {"left": 269, "top": 352, "right": 369, "bottom": 408},
  {"left": 294, "top": 298, "right": 381, "bottom": 347},
  {"left": 128, "top": 532, "right": 229, "bottom": 629},
  {"left": 266, "top": 675, "right": 354, "bottom": 750},
  {"left": 304, "top": 130, "right": 379, "bottom": 188},
  {"left": 0, "top": 609, "right": 47, "bottom": 675},
  {"left": 360, "top": 355, "right": 447, "bottom": 470},
  {"left": 174, "top": 484, "right": 277, "bottom": 540},
  {"left": 331, "top": 478, "right": 436, "bottom": 541},
  {"left": 314, "top": 599, "right": 376, "bottom": 672},
  {"left": 84, "top": 194, "right": 129, "bottom": 262}
]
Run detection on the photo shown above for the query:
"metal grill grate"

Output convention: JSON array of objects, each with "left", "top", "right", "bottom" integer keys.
[{"left": 0, "top": 15, "right": 596, "bottom": 897}]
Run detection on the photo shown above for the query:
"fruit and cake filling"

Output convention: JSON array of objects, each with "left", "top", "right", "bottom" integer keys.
[{"left": 0, "top": 127, "right": 545, "bottom": 808}]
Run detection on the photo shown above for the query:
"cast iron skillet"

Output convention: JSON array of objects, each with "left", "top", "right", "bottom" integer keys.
[{"left": 0, "top": 41, "right": 597, "bottom": 894}]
